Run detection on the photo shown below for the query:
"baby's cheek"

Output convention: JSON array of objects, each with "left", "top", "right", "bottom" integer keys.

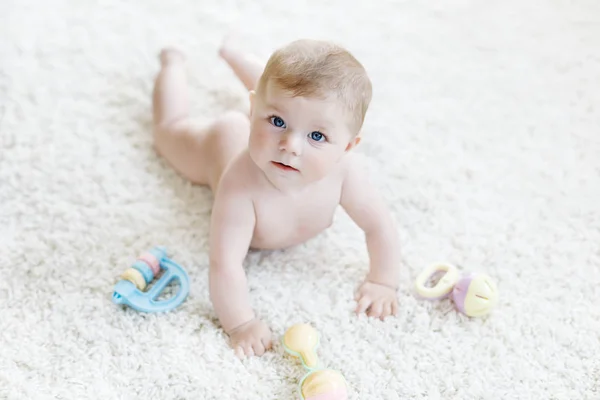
[
  {"left": 307, "top": 155, "right": 334, "bottom": 179},
  {"left": 260, "top": 130, "right": 274, "bottom": 148},
  {"left": 249, "top": 128, "right": 269, "bottom": 154}
]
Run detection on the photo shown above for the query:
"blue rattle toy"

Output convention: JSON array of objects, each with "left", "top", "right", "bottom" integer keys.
[{"left": 112, "top": 246, "right": 190, "bottom": 313}]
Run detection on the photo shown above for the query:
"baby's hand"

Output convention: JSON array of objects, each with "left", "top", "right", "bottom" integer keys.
[
  {"left": 228, "top": 318, "right": 272, "bottom": 358},
  {"left": 355, "top": 280, "right": 399, "bottom": 320}
]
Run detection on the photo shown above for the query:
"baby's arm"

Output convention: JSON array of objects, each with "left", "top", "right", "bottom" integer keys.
[
  {"left": 209, "top": 175, "right": 272, "bottom": 357},
  {"left": 340, "top": 156, "right": 400, "bottom": 319}
]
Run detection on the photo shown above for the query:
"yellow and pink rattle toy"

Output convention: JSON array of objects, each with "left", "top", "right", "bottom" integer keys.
[
  {"left": 415, "top": 263, "right": 498, "bottom": 317},
  {"left": 283, "top": 323, "right": 348, "bottom": 400}
]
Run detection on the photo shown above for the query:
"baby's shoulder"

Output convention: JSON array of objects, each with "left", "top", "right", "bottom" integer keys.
[
  {"left": 339, "top": 152, "right": 370, "bottom": 181},
  {"left": 216, "top": 150, "right": 262, "bottom": 194}
]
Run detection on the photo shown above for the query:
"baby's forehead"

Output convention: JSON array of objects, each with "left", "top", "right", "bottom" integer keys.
[{"left": 263, "top": 82, "right": 345, "bottom": 113}]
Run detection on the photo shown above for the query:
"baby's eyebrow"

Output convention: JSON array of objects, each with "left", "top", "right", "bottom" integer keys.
[
  {"left": 312, "top": 122, "right": 332, "bottom": 132},
  {"left": 265, "top": 103, "right": 283, "bottom": 114}
]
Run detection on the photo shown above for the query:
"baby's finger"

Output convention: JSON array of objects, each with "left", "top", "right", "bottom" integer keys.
[
  {"left": 262, "top": 336, "right": 273, "bottom": 351},
  {"left": 368, "top": 299, "right": 384, "bottom": 318},
  {"left": 243, "top": 343, "right": 255, "bottom": 357},
  {"left": 234, "top": 345, "right": 245, "bottom": 359},
  {"left": 355, "top": 296, "right": 371, "bottom": 315},
  {"left": 391, "top": 300, "right": 399, "bottom": 316},
  {"left": 381, "top": 302, "right": 392, "bottom": 320},
  {"left": 354, "top": 286, "right": 365, "bottom": 301},
  {"left": 252, "top": 339, "right": 266, "bottom": 356}
]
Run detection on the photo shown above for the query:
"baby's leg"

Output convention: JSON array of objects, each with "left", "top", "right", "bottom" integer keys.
[
  {"left": 219, "top": 38, "right": 265, "bottom": 92},
  {"left": 152, "top": 49, "right": 249, "bottom": 191}
]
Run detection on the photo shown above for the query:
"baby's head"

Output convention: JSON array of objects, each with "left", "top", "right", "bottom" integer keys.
[
  {"left": 256, "top": 39, "right": 372, "bottom": 135},
  {"left": 248, "top": 39, "right": 372, "bottom": 189}
]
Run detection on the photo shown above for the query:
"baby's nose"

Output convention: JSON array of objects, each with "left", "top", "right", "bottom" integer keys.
[{"left": 280, "top": 133, "right": 303, "bottom": 156}]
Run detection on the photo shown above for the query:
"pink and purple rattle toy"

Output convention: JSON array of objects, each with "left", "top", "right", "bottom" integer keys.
[
  {"left": 415, "top": 263, "right": 498, "bottom": 317},
  {"left": 112, "top": 246, "right": 190, "bottom": 313}
]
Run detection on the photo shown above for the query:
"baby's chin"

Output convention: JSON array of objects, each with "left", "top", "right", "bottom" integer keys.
[
  {"left": 261, "top": 168, "right": 306, "bottom": 190},
  {"left": 259, "top": 165, "right": 327, "bottom": 192}
]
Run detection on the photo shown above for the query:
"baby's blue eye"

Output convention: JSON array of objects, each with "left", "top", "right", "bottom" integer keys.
[
  {"left": 270, "top": 116, "right": 286, "bottom": 128},
  {"left": 310, "top": 131, "right": 325, "bottom": 142}
]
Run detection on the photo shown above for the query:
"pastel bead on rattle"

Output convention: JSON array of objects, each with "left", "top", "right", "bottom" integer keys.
[
  {"left": 299, "top": 369, "right": 348, "bottom": 400},
  {"left": 112, "top": 246, "right": 190, "bottom": 313},
  {"left": 283, "top": 324, "right": 348, "bottom": 400},
  {"left": 415, "top": 263, "right": 498, "bottom": 317},
  {"left": 283, "top": 323, "right": 321, "bottom": 370}
]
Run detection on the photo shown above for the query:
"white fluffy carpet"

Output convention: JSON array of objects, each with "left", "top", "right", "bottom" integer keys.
[{"left": 1, "top": 0, "right": 599, "bottom": 398}]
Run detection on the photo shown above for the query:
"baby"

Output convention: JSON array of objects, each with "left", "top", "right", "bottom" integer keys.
[{"left": 152, "top": 38, "right": 401, "bottom": 358}]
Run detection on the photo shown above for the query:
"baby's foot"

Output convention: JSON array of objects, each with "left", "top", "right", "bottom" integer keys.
[
  {"left": 218, "top": 30, "right": 241, "bottom": 60},
  {"left": 159, "top": 47, "right": 185, "bottom": 66},
  {"left": 227, "top": 317, "right": 272, "bottom": 358}
]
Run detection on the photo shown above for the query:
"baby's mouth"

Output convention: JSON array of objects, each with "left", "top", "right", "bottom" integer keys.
[{"left": 271, "top": 161, "right": 299, "bottom": 172}]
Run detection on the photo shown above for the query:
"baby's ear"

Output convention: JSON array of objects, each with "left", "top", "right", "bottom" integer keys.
[
  {"left": 249, "top": 90, "right": 256, "bottom": 116},
  {"left": 345, "top": 135, "right": 362, "bottom": 152}
]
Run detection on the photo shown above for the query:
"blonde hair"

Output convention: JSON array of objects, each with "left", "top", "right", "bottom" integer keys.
[{"left": 256, "top": 39, "right": 372, "bottom": 134}]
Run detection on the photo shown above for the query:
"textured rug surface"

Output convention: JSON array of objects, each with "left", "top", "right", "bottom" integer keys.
[{"left": 1, "top": 0, "right": 599, "bottom": 398}]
